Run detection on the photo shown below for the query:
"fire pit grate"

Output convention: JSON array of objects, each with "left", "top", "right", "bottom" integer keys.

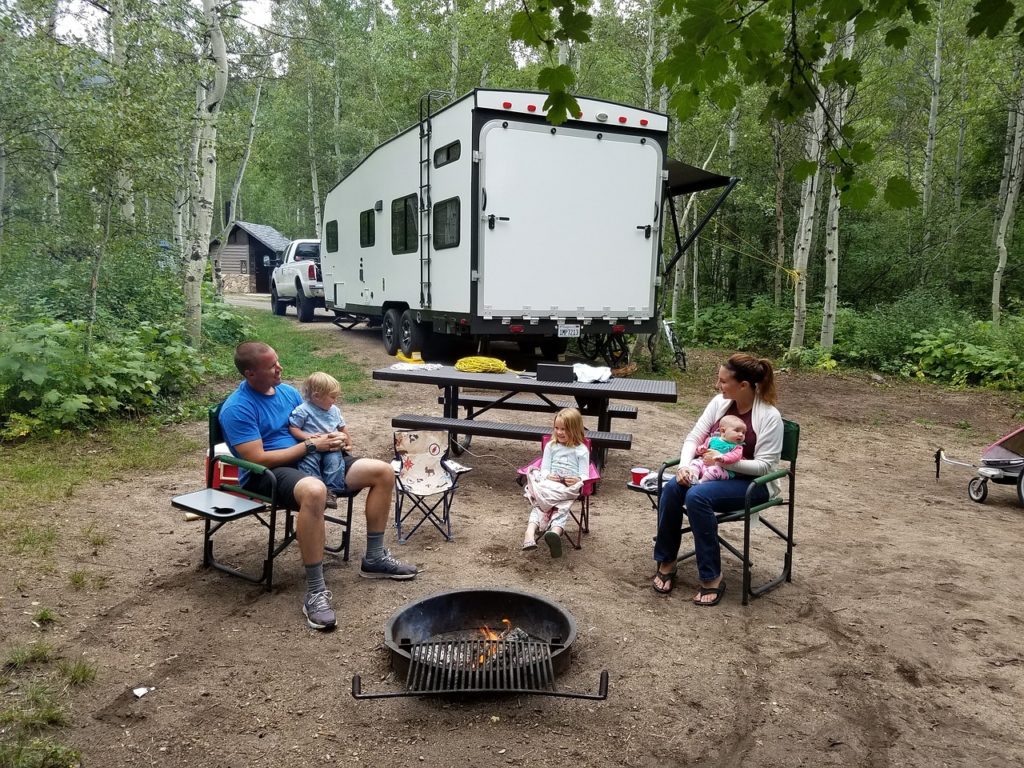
[{"left": 352, "top": 638, "right": 608, "bottom": 700}]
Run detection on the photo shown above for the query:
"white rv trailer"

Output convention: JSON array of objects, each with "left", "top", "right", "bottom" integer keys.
[{"left": 321, "top": 88, "right": 673, "bottom": 357}]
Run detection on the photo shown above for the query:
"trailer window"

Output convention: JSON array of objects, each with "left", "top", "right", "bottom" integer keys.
[
  {"left": 433, "top": 197, "right": 460, "bottom": 249},
  {"left": 359, "top": 210, "right": 375, "bottom": 248},
  {"left": 325, "top": 220, "right": 339, "bottom": 252},
  {"left": 391, "top": 194, "right": 418, "bottom": 254},
  {"left": 433, "top": 141, "right": 461, "bottom": 168}
]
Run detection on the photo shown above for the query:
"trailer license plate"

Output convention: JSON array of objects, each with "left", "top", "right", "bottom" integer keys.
[{"left": 557, "top": 324, "right": 580, "bottom": 338}]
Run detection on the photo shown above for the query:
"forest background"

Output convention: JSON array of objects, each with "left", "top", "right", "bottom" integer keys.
[{"left": 2, "top": 0, "right": 1024, "bottom": 437}]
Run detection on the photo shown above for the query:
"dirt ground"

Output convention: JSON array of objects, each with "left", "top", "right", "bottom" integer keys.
[{"left": 4, "top": 310, "right": 1024, "bottom": 768}]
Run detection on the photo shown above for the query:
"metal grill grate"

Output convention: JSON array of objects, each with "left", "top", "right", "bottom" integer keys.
[
  {"left": 351, "top": 639, "right": 608, "bottom": 700},
  {"left": 407, "top": 639, "right": 556, "bottom": 694}
]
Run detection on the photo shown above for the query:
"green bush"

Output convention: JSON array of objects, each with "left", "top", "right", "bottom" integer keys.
[
  {"left": 0, "top": 320, "right": 205, "bottom": 437},
  {"left": 683, "top": 297, "right": 795, "bottom": 355},
  {"left": 909, "top": 324, "right": 1024, "bottom": 388}
]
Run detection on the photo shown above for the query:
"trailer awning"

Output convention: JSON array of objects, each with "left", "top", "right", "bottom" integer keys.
[{"left": 665, "top": 159, "right": 731, "bottom": 196}]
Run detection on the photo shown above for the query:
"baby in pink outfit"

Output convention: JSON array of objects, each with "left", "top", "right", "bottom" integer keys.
[{"left": 689, "top": 414, "right": 746, "bottom": 482}]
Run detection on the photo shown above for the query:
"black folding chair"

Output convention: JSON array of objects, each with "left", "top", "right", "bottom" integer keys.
[{"left": 171, "top": 403, "right": 357, "bottom": 590}]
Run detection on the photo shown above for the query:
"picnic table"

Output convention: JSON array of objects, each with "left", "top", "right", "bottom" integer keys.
[{"left": 371, "top": 365, "right": 678, "bottom": 468}]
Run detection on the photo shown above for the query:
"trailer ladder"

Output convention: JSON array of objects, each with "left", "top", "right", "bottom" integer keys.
[{"left": 418, "top": 90, "right": 451, "bottom": 309}]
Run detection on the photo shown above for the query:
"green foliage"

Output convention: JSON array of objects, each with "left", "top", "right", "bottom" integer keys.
[
  {"left": 910, "top": 323, "right": 1024, "bottom": 388},
  {"left": 684, "top": 298, "right": 794, "bottom": 357},
  {"left": 3, "top": 643, "right": 54, "bottom": 671},
  {"left": 57, "top": 659, "right": 97, "bottom": 686},
  {"left": 31, "top": 609, "right": 57, "bottom": 629},
  {"left": 0, "top": 320, "right": 205, "bottom": 437}
]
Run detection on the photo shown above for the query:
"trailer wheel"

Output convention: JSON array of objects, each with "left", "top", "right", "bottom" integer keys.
[
  {"left": 968, "top": 477, "right": 988, "bottom": 504},
  {"left": 1017, "top": 469, "right": 1024, "bottom": 508},
  {"left": 296, "top": 289, "right": 315, "bottom": 323},
  {"left": 270, "top": 286, "right": 288, "bottom": 316},
  {"left": 382, "top": 308, "right": 402, "bottom": 355},
  {"left": 399, "top": 310, "right": 428, "bottom": 356}
]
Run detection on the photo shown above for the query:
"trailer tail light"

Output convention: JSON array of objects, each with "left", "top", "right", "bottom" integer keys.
[
  {"left": 307, "top": 263, "right": 316, "bottom": 280},
  {"left": 618, "top": 116, "right": 627, "bottom": 124},
  {"left": 527, "top": 104, "right": 537, "bottom": 112},
  {"left": 503, "top": 101, "right": 512, "bottom": 109},
  {"left": 509, "top": 325, "right": 525, "bottom": 333},
  {"left": 611, "top": 325, "right": 626, "bottom": 334},
  {"left": 640, "top": 118, "right": 649, "bottom": 126}
]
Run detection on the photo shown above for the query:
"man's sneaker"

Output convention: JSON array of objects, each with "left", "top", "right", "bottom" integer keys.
[
  {"left": 359, "top": 550, "right": 418, "bottom": 580},
  {"left": 324, "top": 490, "right": 339, "bottom": 510},
  {"left": 302, "top": 590, "right": 336, "bottom": 630}
]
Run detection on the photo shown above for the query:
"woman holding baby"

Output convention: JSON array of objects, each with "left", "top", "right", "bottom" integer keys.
[{"left": 652, "top": 353, "right": 784, "bottom": 605}]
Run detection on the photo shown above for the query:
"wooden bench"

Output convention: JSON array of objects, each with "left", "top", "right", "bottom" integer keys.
[
  {"left": 438, "top": 394, "right": 639, "bottom": 420},
  {"left": 391, "top": 414, "right": 632, "bottom": 450}
]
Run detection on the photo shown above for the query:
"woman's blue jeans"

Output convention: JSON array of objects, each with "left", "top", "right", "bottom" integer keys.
[{"left": 654, "top": 476, "right": 769, "bottom": 582}]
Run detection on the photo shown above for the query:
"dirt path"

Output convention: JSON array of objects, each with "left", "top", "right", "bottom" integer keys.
[{"left": 4, "top": 313, "right": 1024, "bottom": 767}]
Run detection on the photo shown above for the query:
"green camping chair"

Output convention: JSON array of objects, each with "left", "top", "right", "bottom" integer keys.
[
  {"left": 654, "top": 419, "right": 800, "bottom": 605},
  {"left": 171, "top": 403, "right": 356, "bottom": 590}
]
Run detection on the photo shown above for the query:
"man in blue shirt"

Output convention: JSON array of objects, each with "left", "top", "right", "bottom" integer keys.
[{"left": 220, "top": 341, "right": 417, "bottom": 631}]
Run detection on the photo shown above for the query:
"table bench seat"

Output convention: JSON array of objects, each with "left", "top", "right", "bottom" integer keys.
[
  {"left": 391, "top": 414, "right": 632, "bottom": 450},
  {"left": 439, "top": 394, "right": 639, "bottom": 420}
]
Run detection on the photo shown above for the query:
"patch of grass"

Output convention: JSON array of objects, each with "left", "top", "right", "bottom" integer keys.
[
  {"left": 57, "top": 658, "right": 96, "bottom": 687},
  {"left": 238, "top": 309, "right": 381, "bottom": 403},
  {"left": 1, "top": 519, "right": 58, "bottom": 557},
  {"left": 955, "top": 419, "right": 972, "bottom": 430},
  {"left": 0, "top": 736, "right": 81, "bottom": 768},
  {"left": 31, "top": 608, "right": 56, "bottom": 629},
  {"left": 0, "top": 684, "right": 69, "bottom": 730},
  {"left": 82, "top": 523, "right": 108, "bottom": 548},
  {"left": 0, "top": 420, "right": 204, "bottom": 517},
  {"left": 67, "top": 571, "right": 87, "bottom": 591},
  {"left": 4, "top": 642, "right": 54, "bottom": 671}
]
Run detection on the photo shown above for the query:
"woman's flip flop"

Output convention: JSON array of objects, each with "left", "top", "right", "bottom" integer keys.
[
  {"left": 652, "top": 569, "right": 677, "bottom": 594},
  {"left": 693, "top": 580, "right": 726, "bottom": 606}
]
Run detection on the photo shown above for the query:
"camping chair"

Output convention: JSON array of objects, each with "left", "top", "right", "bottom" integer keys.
[
  {"left": 392, "top": 430, "right": 471, "bottom": 542},
  {"left": 170, "top": 403, "right": 357, "bottom": 590},
  {"left": 652, "top": 419, "right": 799, "bottom": 605},
  {"left": 516, "top": 435, "right": 600, "bottom": 549}
]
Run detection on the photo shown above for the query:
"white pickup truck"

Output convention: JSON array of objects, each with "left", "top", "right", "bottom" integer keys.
[{"left": 268, "top": 239, "right": 323, "bottom": 322}]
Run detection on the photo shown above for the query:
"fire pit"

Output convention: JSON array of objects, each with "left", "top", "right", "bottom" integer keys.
[{"left": 352, "top": 588, "right": 607, "bottom": 700}]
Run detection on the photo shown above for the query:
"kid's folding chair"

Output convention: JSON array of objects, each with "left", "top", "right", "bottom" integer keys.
[
  {"left": 516, "top": 435, "right": 600, "bottom": 549},
  {"left": 392, "top": 430, "right": 471, "bottom": 542}
]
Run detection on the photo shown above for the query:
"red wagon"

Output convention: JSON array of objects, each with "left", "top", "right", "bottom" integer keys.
[{"left": 935, "top": 425, "right": 1024, "bottom": 505}]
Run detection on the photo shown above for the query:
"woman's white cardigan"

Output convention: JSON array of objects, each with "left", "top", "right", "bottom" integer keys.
[{"left": 679, "top": 394, "right": 784, "bottom": 497}]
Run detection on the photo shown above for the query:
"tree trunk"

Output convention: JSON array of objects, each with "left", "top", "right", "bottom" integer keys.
[
  {"left": 788, "top": 97, "right": 825, "bottom": 352},
  {"left": 211, "top": 76, "right": 263, "bottom": 297},
  {"left": 993, "top": 59, "right": 1021, "bottom": 249},
  {"left": 819, "top": 23, "right": 855, "bottom": 350},
  {"left": 183, "top": 0, "right": 228, "bottom": 346},
  {"left": 333, "top": 63, "right": 344, "bottom": 183},
  {"left": 921, "top": 0, "right": 943, "bottom": 264},
  {"left": 307, "top": 75, "right": 322, "bottom": 238},
  {"left": 449, "top": 0, "right": 460, "bottom": 96},
  {"left": 772, "top": 121, "right": 785, "bottom": 306},
  {"left": 993, "top": 79, "right": 1024, "bottom": 326},
  {"left": 691, "top": 200, "right": 700, "bottom": 322},
  {"left": 0, "top": 145, "right": 6, "bottom": 260}
]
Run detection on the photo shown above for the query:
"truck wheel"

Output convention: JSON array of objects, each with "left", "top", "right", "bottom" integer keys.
[
  {"left": 270, "top": 286, "right": 287, "bottom": 316},
  {"left": 382, "top": 308, "right": 402, "bottom": 355},
  {"left": 399, "top": 310, "right": 428, "bottom": 357},
  {"left": 296, "top": 288, "right": 315, "bottom": 323}
]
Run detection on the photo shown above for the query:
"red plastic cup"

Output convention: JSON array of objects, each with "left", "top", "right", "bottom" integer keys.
[{"left": 630, "top": 467, "right": 650, "bottom": 485}]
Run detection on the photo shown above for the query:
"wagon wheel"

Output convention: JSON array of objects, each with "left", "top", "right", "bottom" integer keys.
[
  {"left": 1017, "top": 469, "right": 1024, "bottom": 507},
  {"left": 967, "top": 477, "right": 988, "bottom": 504}
]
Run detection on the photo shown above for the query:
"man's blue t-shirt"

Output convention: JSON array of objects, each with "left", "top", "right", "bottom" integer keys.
[{"left": 219, "top": 381, "right": 303, "bottom": 483}]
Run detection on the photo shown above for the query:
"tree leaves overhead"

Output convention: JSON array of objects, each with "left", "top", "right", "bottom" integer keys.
[{"left": 515, "top": 0, "right": 1024, "bottom": 207}]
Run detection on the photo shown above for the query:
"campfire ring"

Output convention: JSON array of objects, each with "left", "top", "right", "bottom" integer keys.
[{"left": 384, "top": 587, "right": 577, "bottom": 677}]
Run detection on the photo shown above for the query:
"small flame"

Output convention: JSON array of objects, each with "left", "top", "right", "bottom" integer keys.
[{"left": 476, "top": 619, "right": 512, "bottom": 665}]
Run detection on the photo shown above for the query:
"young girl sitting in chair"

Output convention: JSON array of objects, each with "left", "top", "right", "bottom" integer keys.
[{"left": 521, "top": 408, "right": 590, "bottom": 558}]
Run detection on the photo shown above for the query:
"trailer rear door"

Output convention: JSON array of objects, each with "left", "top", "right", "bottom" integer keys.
[{"left": 477, "top": 120, "right": 663, "bottom": 320}]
